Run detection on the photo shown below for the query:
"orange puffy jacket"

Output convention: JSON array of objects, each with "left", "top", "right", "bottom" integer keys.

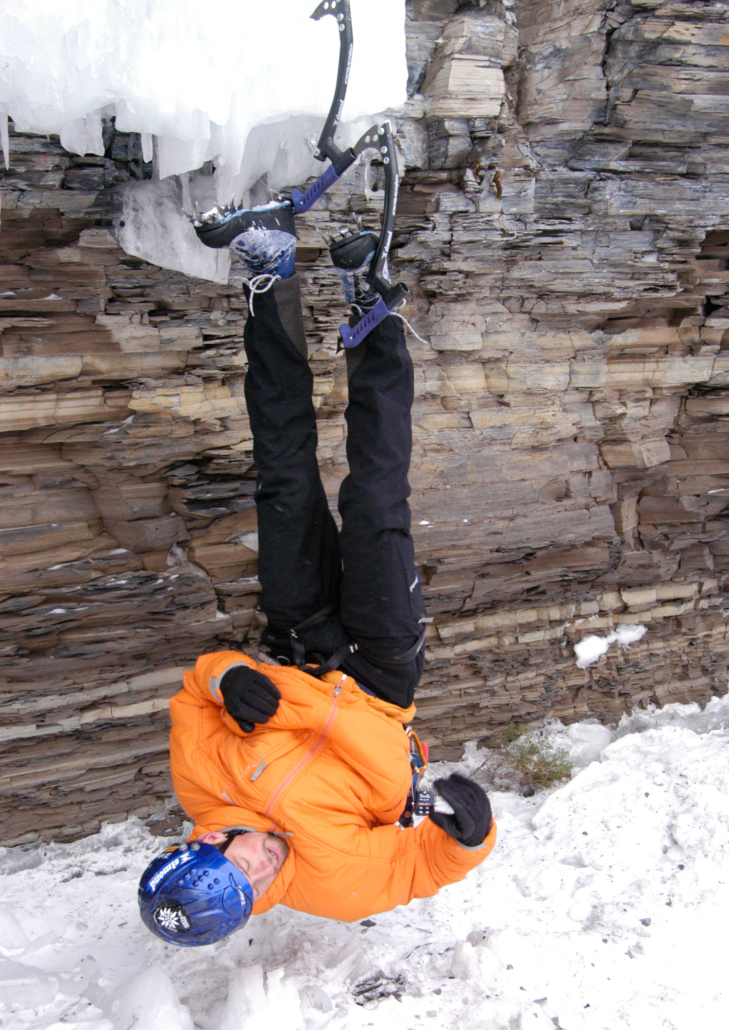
[{"left": 169, "top": 650, "right": 497, "bottom": 922}]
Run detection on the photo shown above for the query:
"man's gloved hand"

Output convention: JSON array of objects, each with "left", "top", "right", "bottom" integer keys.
[
  {"left": 219, "top": 665, "right": 281, "bottom": 734},
  {"left": 429, "top": 773, "right": 492, "bottom": 848}
]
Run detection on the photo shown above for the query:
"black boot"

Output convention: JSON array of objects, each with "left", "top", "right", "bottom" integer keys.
[
  {"left": 329, "top": 230, "right": 380, "bottom": 313},
  {"left": 195, "top": 201, "right": 297, "bottom": 281}
]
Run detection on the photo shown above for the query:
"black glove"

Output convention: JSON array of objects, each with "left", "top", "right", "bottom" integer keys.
[
  {"left": 219, "top": 665, "right": 281, "bottom": 733},
  {"left": 429, "top": 773, "right": 492, "bottom": 848}
]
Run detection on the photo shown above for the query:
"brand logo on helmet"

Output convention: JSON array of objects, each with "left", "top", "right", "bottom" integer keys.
[
  {"left": 146, "top": 849, "right": 194, "bottom": 893},
  {"left": 153, "top": 900, "right": 192, "bottom": 934}
]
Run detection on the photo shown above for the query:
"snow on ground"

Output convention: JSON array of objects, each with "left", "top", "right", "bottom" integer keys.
[{"left": 1, "top": 696, "right": 728, "bottom": 1030}]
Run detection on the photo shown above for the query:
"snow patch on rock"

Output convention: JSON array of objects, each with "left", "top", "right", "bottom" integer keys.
[{"left": 574, "top": 623, "right": 647, "bottom": 668}]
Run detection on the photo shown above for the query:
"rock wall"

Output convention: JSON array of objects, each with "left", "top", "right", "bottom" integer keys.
[{"left": 1, "top": 0, "right": 729, "bottom": 844}]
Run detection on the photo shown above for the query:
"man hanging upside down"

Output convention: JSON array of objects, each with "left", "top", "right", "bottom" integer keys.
[{"left": 138, "top": 195, "right": 497, "bottom": 947}]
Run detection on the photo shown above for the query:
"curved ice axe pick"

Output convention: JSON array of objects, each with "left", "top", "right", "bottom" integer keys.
[
  {"left": 311, "top": 0, "right": 353, "bottom": 166},
  {"left": 339, "top": 122, "right": 411, "bottom": 349},
  {"left": 291, "top": 0, "right": 378, "bottom": 214}
]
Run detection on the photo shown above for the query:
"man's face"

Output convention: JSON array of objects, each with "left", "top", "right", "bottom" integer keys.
[{"left": 197, "top": 831, "right": 289, "bottom": 900}]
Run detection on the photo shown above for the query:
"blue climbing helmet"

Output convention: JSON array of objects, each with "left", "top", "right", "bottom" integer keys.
[{"left": 138, "top": 841, "right": 254, "bottom": 947}]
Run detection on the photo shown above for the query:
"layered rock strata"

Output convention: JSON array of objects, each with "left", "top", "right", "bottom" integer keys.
[{"left": 1, "top": 0, "right": 728, "bottom": 844}]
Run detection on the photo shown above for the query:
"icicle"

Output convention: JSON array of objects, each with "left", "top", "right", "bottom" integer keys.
[
  {"left": 141, "top": 133, "right": 153, "bottom": 164},
  {"left": 1, "top": 108, "right": 9, "bottom": 170},
  {"left": 179, "top": 172, "right": 192, "bottom": 216}
]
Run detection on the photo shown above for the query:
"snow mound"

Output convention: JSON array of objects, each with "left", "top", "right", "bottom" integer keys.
[
  {"left": 2, "top": 696, "right": 729, "bottom": 1030},
  {"left": 109, "top": 964, "right": 194, "bottom": 1030}
]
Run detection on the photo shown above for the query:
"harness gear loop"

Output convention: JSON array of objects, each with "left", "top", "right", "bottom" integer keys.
[
  {"left": 288, "top": 628, "right": 306, "bottom": 669},
  {"left": 287, "top": 603, "right": 342, "bottom": 676},
  {"left": 398, "top": 728, "right": 433, "bottom": 828}
]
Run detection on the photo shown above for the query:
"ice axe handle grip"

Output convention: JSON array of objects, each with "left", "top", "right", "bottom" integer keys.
[
  {"left": 339, "top": 298, "right": 391, "bottom": 348},
  {"left": 291, "top": 164, "right": 340, "bottom": 214}
]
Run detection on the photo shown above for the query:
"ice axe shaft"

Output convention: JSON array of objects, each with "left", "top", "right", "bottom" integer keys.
[{"left": 310, "top": 0, "right": 353, "bottom": 166}]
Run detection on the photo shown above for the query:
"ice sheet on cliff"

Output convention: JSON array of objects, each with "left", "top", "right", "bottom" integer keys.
[{"left": 0, "top": 0, "right": 407, "bottom": 281}]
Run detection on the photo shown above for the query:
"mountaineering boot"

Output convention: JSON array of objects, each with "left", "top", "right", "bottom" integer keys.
[
  {"left": 195, "top": 201, "right": 297, "bottom": 280},
  {"left": 329, "top": 230, "right": 380, "bottom": 313},
  {"left": 195, "top": 200, "right": 297, "bottom": 313}
]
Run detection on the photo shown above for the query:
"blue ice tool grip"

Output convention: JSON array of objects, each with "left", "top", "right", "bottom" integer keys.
[
  {"left": 340, "top": 280, "right": 411, "bottom": 348},
  {"left": 291, "top": 165, "right": 340, "bottom": 214},
  {"left": 339, "top": 298, "right": 392, "bottom": 348}
]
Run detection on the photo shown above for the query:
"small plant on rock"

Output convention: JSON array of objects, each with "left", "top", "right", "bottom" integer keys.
[
  {"left": 489, "top": 721, "right": 528, "bottom": 748},
  {"left": 504, "top": 734, "right": 572, "bottom": 788},
  {"left": 476, "top": 723, "right": 573, "bottom": 792}
]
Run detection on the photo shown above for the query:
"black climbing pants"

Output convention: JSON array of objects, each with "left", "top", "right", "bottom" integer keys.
[{"left": 243, "top": 274, "right": 426, "bottom": 709}]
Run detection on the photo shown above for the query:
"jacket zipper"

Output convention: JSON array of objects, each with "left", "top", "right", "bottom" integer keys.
[{"left": 263, "top": 677, "right": 345, "bottom": 821}]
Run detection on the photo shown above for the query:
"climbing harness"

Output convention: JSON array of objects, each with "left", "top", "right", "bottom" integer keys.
[{"left": 283, "top": 606, "right": 426, "bottom": 680}]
